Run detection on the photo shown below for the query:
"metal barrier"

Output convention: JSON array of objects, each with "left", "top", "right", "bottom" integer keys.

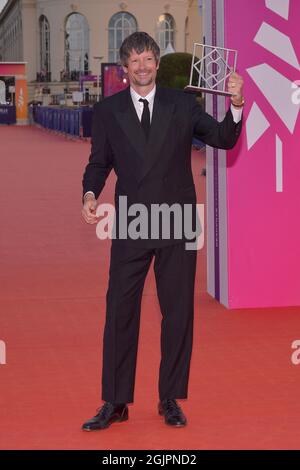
[{"left": 32, "top": 106, "right": 93, "bottom": 138}]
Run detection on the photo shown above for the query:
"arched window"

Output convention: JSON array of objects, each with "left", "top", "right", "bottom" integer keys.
[
  {"left": 156, "top": 13, "right": 175, "bottom": 54},
  {"left": 65, "top": 13, "right": 89, "bottom": 75},
  {"left": 39, "top": 15, "right": 51, "bottom": 76},
  {"left": 108, "top": 12, "right": 138, "bottom": 63}
]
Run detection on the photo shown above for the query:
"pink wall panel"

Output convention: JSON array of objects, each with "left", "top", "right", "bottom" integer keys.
[{"left": 224, "top": 0, "right": 300, "bottom": 307}]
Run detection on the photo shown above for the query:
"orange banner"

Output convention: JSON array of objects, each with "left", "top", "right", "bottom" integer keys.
[{"left": 15, "top": 79, "right": 28, "bottom": 122}]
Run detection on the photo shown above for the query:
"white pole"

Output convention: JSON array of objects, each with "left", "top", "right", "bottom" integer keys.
[{"left": 93, "top": 56, "right": 103, "bottom": 102}]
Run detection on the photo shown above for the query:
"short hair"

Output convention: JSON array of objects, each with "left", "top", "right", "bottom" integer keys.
[{"left": 119, "top": 32, "right": 160, "bottom": 66}]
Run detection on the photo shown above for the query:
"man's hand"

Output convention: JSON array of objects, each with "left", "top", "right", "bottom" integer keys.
[
  {"left": 81, "top": 195, "right": 99, "bottom": 224},
  {"left": 228, "top": 72, "right": 244, "bottom": 107}
]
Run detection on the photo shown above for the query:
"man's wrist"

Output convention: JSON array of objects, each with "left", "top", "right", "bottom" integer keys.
[
  {"left": 83, "top": 191, "right": 96, "bottom": 203},
  {"left": 231, "top": 96, "right": 245, "bottom": 108}
]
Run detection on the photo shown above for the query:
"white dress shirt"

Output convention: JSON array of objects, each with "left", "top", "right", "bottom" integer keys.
[
  {"left": 83, "top": 87, "right": 243, "bottom": 200},
  {"left": 130, "top": 85, "right": 156, "bottom": 122},
  {"left": 230, "top": 104, "right": 243, "bottom": 123}
]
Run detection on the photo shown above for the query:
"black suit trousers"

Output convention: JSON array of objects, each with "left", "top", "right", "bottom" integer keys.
[{"left": 102, "top": 241, "right": 197, "bottom": 404}]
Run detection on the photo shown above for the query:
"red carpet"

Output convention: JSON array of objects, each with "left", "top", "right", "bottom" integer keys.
[{"left": 0, "top": 125, "right": 300, "bottom": 449}]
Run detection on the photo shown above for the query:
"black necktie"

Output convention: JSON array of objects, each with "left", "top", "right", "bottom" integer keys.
[{"left": 139, "top": 98, "right": 151, "bottom": 139}]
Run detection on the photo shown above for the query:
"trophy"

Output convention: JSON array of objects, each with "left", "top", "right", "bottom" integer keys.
[{"left": 185, "top": 43, "right": 238, "bottom": 96}]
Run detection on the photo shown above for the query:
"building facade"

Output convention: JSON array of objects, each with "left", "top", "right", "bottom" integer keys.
[{"left": 0, "top": 0, "right": 203, "bottom": 99}]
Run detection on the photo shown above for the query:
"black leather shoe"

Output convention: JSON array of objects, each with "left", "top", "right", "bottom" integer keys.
[
  {"left": 82, "top": 402, "right": 128, "bottom": 431},
  {"left": 158, "top": 399, "right": 187, "bottom": 427}
]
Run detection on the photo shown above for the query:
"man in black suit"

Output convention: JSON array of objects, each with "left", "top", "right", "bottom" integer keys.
[{"left": 81, "top": 32, "right": 244, "bottom": 430}]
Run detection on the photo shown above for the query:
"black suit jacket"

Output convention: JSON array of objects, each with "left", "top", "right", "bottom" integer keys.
[{"left": 82, "top": 86, "right": 242, "bottom": 247}]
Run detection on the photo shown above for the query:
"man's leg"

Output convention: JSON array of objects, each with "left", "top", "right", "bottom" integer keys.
[
  {"left": 102, "top": 242, "right": 153, "bottom": 404},
  {"left": 153, "top": 243, "right": 197, "bottom": 401}
]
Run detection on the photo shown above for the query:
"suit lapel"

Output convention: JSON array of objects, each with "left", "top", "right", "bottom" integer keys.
[
  {"left": 138, "top": 87, "right": 175, "bottom": 183},
  {"left": 114, "top": 86, "right": 176, "bottom": 182},
  {"left": 114, "top": 87, "right": 147, "bottom": 160}
]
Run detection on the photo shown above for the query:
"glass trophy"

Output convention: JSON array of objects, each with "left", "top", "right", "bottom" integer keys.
[{"left": 185, "top": 43, "right": 238, "bottom": 96}]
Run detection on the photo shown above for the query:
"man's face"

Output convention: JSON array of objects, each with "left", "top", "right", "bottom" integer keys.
[{"left": 122, "top": 49, "right": 159, "bottom": 89}]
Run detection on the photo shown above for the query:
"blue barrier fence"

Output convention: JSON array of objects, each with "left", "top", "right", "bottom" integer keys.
[
  {"left": 32, "top": 106, "right": 93, "bottom": 138},
  {"left": 0, "top": 105, "right": 16, "bottom": 124}
]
